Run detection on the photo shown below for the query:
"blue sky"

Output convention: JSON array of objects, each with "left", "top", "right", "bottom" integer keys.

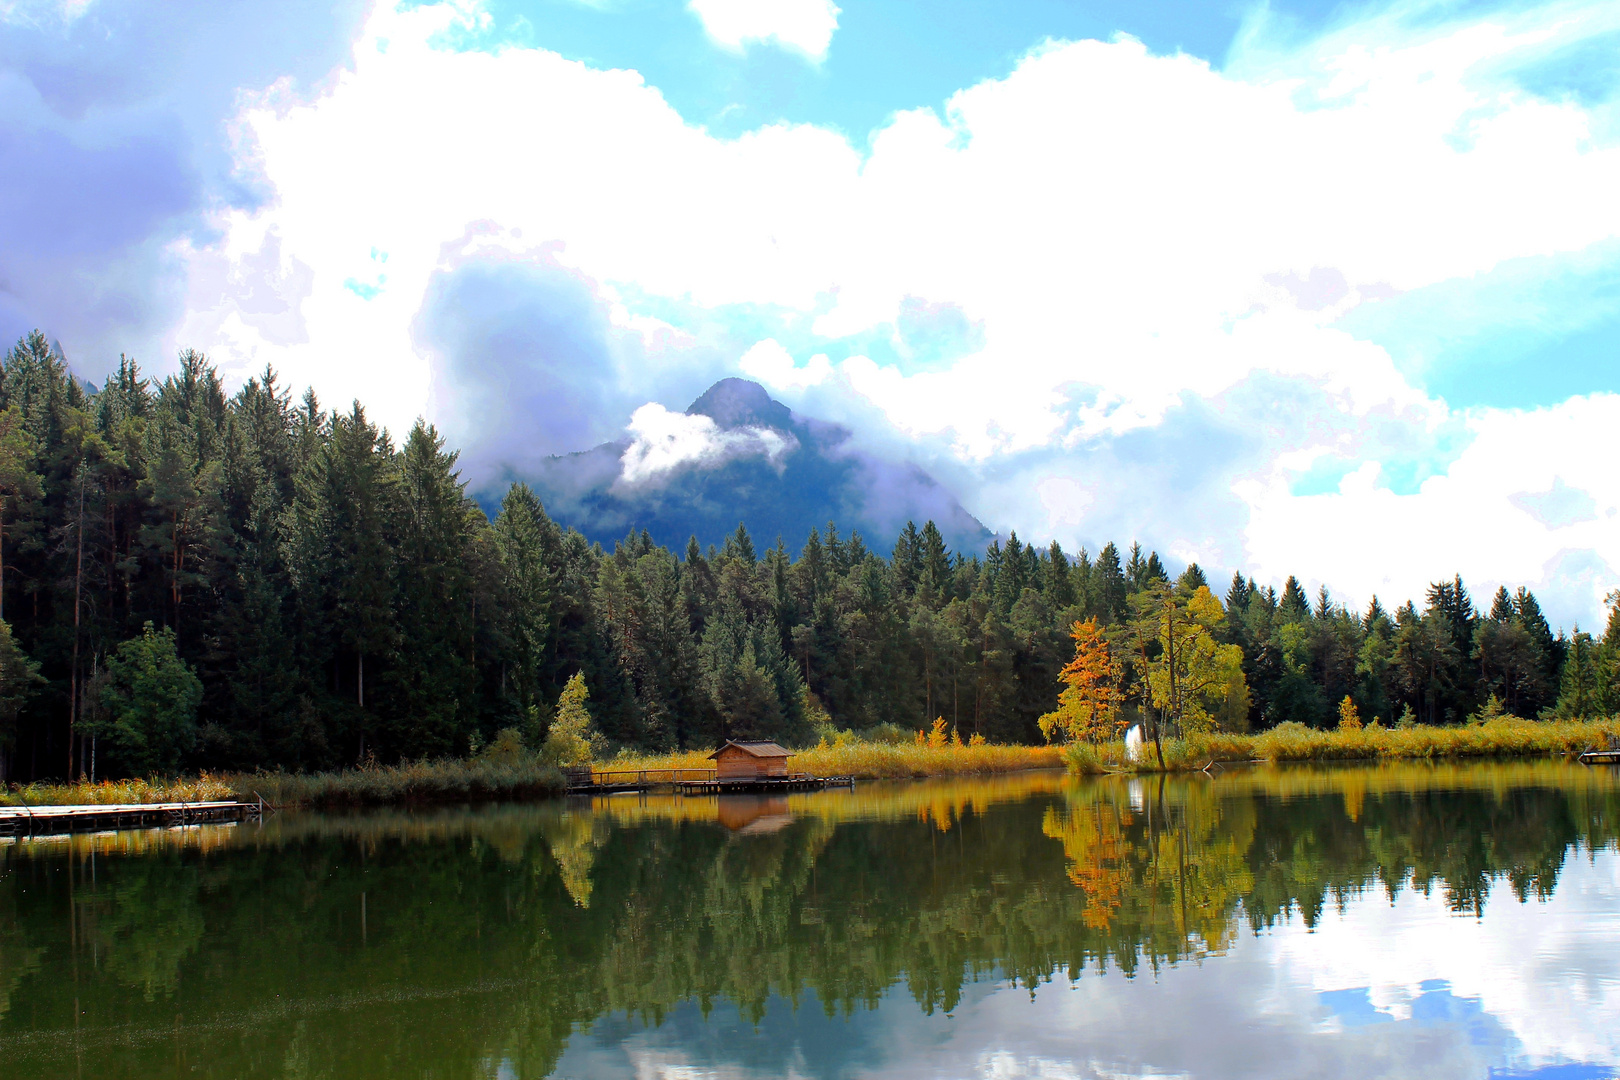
[
  {"left": 3, "top": 0, "right": 1620, "bottom": 625},
  {"left": 425, "top": 0, "right": 1358, "bottom": 139}
]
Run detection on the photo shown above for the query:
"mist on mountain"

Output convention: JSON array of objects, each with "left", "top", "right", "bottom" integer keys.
[{"left": 477, "top": 378, "right": 991, "bottom": 553}]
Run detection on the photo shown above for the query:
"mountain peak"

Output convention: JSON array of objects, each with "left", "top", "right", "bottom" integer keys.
[{"left": 687, "top": 378, "right": 794, "bottom": 432}]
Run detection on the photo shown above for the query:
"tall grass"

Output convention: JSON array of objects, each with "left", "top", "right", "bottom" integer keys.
[
  {"left": 613, "top": 739, "right": 1064, "bottom": 779},
  {"left": 236, "top": 756, "right": 564, "bottom": 809},
  {"left": 1065, "top": 717, "right": 1620, "bottom": 773},
  {"left": 2, "top": 757, "right": 565, "bottom": 809},
  {"left": 0, "top": 774, "right": 237, "bottom": 807}
]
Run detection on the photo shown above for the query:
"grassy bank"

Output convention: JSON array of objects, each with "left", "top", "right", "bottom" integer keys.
[
  {"left": 237, "top": 757, "right": 565, "bottom": 809},
  {"left": 2, "top": 757, "right": 565, "bottom": 810},
  {"left": 614, "top": 739, "right": 1064, "bottom": 779},
  {"left": 0, "top": 774, "right": 237, "bottom": 808},
  {"left": 2, "top": 740, "right": 1055, "bottom": 808},
  {"left": 1066, "top": 717, "right": 1620, "bottom": 773}
]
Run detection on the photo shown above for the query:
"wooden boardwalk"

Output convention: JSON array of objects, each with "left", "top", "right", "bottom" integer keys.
[
  {"left": 675, "top": 776, "right": 856, "bottom": 795},
  {"left": 0, "top": 800, "right": 263, "bottom": 838},
  {"left": 1579, "top": 748, "right": 1620, "bottom": 764},
  {"left": 565, "top": 768, "right": 855, "bottom": 796}
]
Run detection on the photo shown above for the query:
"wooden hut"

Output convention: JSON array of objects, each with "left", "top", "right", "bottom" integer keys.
[{"left": 709, "top": 740, "right": 792, "bottom": 781}]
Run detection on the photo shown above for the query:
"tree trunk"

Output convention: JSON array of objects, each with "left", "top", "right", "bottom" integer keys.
[
  {"left": 172, "top": 510, "right": 182, "bottom": 628},
  {"left": 924, "top": 651, "right": 933, "bottom": 727},
  {"left": 356, "top": 654, "right": 367, "bottom": 764},
  {"left": 69, "top": 479, "right": 85, "bottom": 780},
  {"left": 1160, "top": 596, "right": 1174, "bottom": 767}
]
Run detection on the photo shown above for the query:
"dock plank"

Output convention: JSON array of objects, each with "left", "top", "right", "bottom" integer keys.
[{"left": 0, "top": 800, "right": 262, "bottom": 836}]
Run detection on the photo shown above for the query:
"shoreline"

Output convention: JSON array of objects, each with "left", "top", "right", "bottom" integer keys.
[
  {"left": 1067, "top": 716, "right": 1620, "bottom": 774},
  {"left": 6, "top": 718, "right": 1618, "bottom": 809}
]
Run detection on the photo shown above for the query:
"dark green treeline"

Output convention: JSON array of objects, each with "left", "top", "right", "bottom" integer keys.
[{"left": 0, "top": 333, "right": 1610, "bottom": 781}]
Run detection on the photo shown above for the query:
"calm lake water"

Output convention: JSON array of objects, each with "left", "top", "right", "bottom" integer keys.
[{"left": 3, "top": 762, "right": 1620, "bottom": 1079}]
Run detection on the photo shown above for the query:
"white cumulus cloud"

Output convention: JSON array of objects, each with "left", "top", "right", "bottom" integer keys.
[
  {"left": 618, "top": 402, "right": 793, "bottom": 486},
  {"left": 687, "top": 0, "right": 840, "bottom": 60},
  {"left": 168, "top": 0, "right": 1620, "bottom": 625}
]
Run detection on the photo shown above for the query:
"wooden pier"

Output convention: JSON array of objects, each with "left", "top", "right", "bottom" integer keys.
[
  {"left": 0, "top": 800, "right": 264, "bottom": 838},
  {"left": 564, "top": 767, "right": 855, "bottom": 796},
  {"left": 1579, "top": 748, "right": 1620, "bottom": 764}
]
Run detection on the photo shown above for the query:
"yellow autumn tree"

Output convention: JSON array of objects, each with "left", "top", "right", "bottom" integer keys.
[
  {"left": 1145, "top": 586, "right": 1248, "bottom": 736},
  {"left": 1038, "top": 617, "right": 1121, "bottom": 743},
  {"left": 543, "top": 672, "right": 601, "bottom": 765},
  {"left": 1337, "top": 695, "right": 1362, "bottom": 731}
]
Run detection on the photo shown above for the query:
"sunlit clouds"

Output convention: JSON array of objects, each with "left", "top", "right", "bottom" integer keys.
[{"left": 13, "top": 0, "right": 1620, "bottom": 625}]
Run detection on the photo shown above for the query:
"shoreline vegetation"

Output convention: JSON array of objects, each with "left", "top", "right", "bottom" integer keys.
[
  {"left": 3, "top": 331, "right": 1619, "bottom": 810},
  {"left": 1066, "top": 716, "right": 1620, "bottom": 773},
  {"left": 0, "top": 756, "right": 566, "bottom": 810},
  {"left": 6, "top": 715, "right": 1619, "bottom": 808},
  {"left": 612, "top": 736, "right": 1065, "bottom": 780}
]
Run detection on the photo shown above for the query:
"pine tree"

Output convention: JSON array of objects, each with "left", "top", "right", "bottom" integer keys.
[
  {"left": 723, "top": 523, "right": 756, "bottom": 564},
  {"left": 1554, "top": 629, "right": 1600, "bottom": 719},
  {"left": 1363, "top": 596, "right": 1388, "bottom": 633},
  {"left": 1094, "top": 542, "right": 1126, "bottom": 622},
  {"left": 1225, "top": 572, "right": 1250, "bottom": 613},
  {"left": 1044, "top": 541, "right": 1075, "bottom": 607},
  {"left": 492, "top": 484, "right": 557, "bottom": 722},
  {"left": 285, "top": 402, "right": 398, "bottom": 761},
  {"left": 919, "top": 521, "right": 951, "bottom": 600},
  {"left": 0, "top": 618, "right": 42, "bottom": 783},
  {"left": 1279, "top": 576, "right": 1310, "bottom": 622},
  {"left": 1125, "top": 542, "right": 1147, "bottom": 591},
  {"left": 994, "top": 532, "right": 1028, "bottom": 613},
  {"left": 0, "top": 406, "right": 41, "bottom": 623},
  {"left": 891, "top": 521, "right": 922, "bottom": 597},
  {"left": 387, "top": 422, "right": 480, "bottom": 758}
]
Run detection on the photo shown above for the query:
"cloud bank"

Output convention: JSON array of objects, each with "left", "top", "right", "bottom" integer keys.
[
  {"left": 618, "top": 403, "right": 794, "bottom": 486},
  {"left": 6, "top": 0, "right": 1620, "bottom": 626},
  {"left": 687, "top": 0, "right": 841, "bottom": 60}
]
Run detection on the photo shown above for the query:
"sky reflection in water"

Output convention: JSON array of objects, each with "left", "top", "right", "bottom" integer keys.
[
  {"left": 1, "top": 763, "right": 1618, "bottom": 1079},
  {"left": 558, "top": 849, "right": 1620, "bottom": 1079}
]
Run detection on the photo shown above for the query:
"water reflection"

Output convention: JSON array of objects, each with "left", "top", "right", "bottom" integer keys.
[{"left": 0, "top": 762, "right": 1616, "bottom": 1079}]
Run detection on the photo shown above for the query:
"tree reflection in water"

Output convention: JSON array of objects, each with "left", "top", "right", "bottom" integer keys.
[{"left": 0, "top": 761, "right": 1615, "bottom": 1079}]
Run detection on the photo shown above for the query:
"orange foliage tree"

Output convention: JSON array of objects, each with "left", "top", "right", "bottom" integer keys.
[{"left": 1037, "top": 617, "right": 1122, "bottom": 743}]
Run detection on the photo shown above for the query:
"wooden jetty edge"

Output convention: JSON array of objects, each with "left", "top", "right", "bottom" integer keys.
[
  {"left": 0, "top": 799, "right": 265, "bottom": 838},
  {"left": 563, "top": 767, "right": 856, "bottom": 796},
  {"left": 565, "top": 739, "right": 857, "bottom": 796},
  {"left": 1579, "top": 736, "right": 1620, "bottom": 765}
]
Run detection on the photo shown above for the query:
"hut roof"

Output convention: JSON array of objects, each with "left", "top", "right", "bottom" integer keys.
[{"left": 708, "top": 740, "right": 792, "bottom": 760}]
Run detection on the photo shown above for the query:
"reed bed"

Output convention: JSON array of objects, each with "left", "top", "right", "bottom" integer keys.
[
  {"left": 1066, "top": 717, "right": 1620, "bottom": 773},
  {"left": 237, "top": 756, "right": 565, "bottom": 809},
  {"left": 0, "top": 773, "right": 237, "bottom": 807},
  {"left": 613, "top": 739, "right": 1064, "bottom": 779}
]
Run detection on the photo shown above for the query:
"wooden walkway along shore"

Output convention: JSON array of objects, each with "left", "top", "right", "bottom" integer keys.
[
  {"left": 0, "top": 800, "right": 265, "bottom": 838},
  {"left": 1579, "top": 748, "right": 1620, "bottom": 764},
  {"left": 564, "top": 767, "right": 856, "bottom": 796}
]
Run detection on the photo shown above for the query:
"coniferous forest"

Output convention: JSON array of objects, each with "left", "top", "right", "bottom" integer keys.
[{"left": 0, "top": 330, "right": 1611, "bottom": 783}]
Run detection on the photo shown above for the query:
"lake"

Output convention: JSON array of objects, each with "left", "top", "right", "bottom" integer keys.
[{"left": 2, "top": 761, "right": 1618, "bottom": 1079}]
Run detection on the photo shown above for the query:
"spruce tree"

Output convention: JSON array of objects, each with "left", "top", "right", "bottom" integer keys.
[
  {"left": 1555, "top": 629, "right": 1600, "bottom": 719},
  {"left": 1094, "top": 542, "right": 1126, "bottom": 622},
  {"left": 919, "top": 521, "right": 951, "bottom": 600},
  {"left": 1279, "top": 576, "right": 1310, "bottom": 622}
]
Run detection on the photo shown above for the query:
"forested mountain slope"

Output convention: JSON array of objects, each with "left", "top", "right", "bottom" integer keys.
[
  {"left": 0, "top": 332, "right": 1605, "bottom": 783},
  {"left": 492, "top": 377, "right": 991, "bottom": 554}
]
